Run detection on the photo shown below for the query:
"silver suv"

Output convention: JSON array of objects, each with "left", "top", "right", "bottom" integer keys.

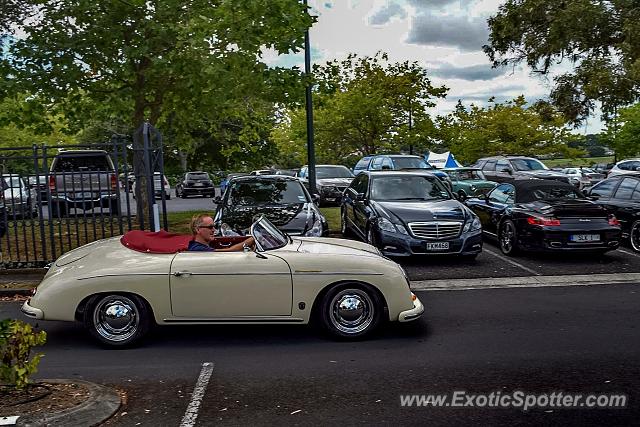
[{"left": 608, "top": 158, "right": 640, "bottom": 178}]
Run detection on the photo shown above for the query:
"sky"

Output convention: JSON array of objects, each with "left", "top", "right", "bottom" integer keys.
[{"left": 262, "top": 0, "right": 603, "bottom": 134}]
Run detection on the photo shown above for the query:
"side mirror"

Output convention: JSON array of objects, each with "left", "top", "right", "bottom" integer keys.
[
  {"left": 588, "top": 193, "right": 600, "bottom": 201},
  {"left": 213, "top": 196, "right": 222, "bottom": 205},
  {"left": 355, "top": 193, "right": 365, "bottom": 202},
  {"left": 312, "top": 194, "right": 321, "bottom": 204},
  {"left": 457, "top": 193, "right": 467, "bottom": 202}
]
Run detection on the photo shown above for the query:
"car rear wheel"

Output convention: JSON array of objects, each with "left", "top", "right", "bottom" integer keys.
[
  {"left": 457, "top": 190, "right": 467, "bottom": 201},
  {"left": 499, "top": 220, "right": 519, "bottom": 256},
  {"left": 84, "top": 294, "right": 151, "bottom": 348},
  {"left": 631, "top": 220, "right": 640, "bottom": 252},
  {"left": 319, "top": 283, "right": 383, "bottom": 339}
]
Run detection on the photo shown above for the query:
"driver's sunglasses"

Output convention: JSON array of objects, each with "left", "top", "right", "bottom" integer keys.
[{"left": 198, "top": 225, "right": 215, "bottom": 229}]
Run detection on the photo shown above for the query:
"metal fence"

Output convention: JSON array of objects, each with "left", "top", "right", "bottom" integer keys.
[{"left": 0, "top": 125, "right": 167, "bottom": 269}]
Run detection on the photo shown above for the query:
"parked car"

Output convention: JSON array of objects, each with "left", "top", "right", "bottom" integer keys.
[
  {"left": 297, "top": 164, "right": 355, "bottom": 206},
  {"left": 20, "top": 216, "right": 424, "bottom": 346},
  {"left": 133, "top": 172, "right": 171, "bottom": 200},
  {"left": 560, "top": 167, "right": 605, "bottom": 189},
  {"left": 220, "top": 172, "right": 249, "bottom": 196},
  {"left": 275, "top": 169, "right": 299, "bottom": 177},
  {"left": 585, "top": 175, "right": 640, "bottom": 252},
  {"left": 472, "top": 156, "right": 570, "bottom": 184},
  {"left": 214, "top": 175, "right": 327, "bottom": 237},
  {"left": 353, "top": 154, "right": 452, "bottom": 189},
  {"left": 48, "top": 149, "right": 120, "bottom": 217},
  {"left": 1, "top": 175, "right": 37, "bottom": 218},
  {"left": 465, "top": 179, "right": 621, "bottom": 256},
  {"left": 341, "top": 171, "right": 483, "bottom": 258},
  {"left": 442, "top": 167, "right": 497, "bottom": 200},
  {"left": 175, "top": 171, "right": 215, "bottom": 198},
  {"left": 27, "top": 175, "right": 50, "bottom": 204},
  {"left": 250, "top": 169, "right": 276, "bottom": 175},
  {"left": 607, "top": 158, "right": 640, "bottom": 178},
  {"left": 119, "top": 172, "right": 135, "bottom": 192},
  {"left": 0, "top": 178, "right": 8, "bottom": 236},
  {"left": 592, "top": 162, "right": 615, "bottom": 174}
]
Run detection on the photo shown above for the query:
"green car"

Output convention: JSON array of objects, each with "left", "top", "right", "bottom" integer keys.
[{"left": 442, "top": 167, "right": 497, "bottom": 200}]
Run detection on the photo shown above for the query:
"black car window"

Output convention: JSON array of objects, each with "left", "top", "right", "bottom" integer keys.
[
  {"left": 53, "top": 154, "right": 112, "bottom": 172},
  {"left": 484, "top": 160, "right": 497, "bottom": 171},
  {"left": 316, "top": 166, "right": 353, "bottom": 178},
  {"left": 510, "top": 158, "right": 547, "bottom": 171},
  {"left": 457, "top": 170, "right": 485, "bottom": 180},
  {"left": 618, "top": 162, "right": 632, "bottom": 171},
  {"left": 496, "top": 160, "right": 511, "bottom": 172},
  {"left": 229, "top": 180, "right": 308, "bottom": 205},
  {"left": 371, "top": 157, "right": 384, "bottom": 170},
  {"left": 489, "top": 184, "right": 515, "bottom": 204},
  {"left": 353, "top": 175, "right": 369, "bottom": 194},
  {"left": 370, "top": 175, "right": 449, "bottom": 201},
  {"left": 471, "top": 159, "right": 486, "bottom": 169},
  {"left": 614, "top": 177, "right": 640, "bottom": 200},
  {"left": 391, "top": 157, "right": 430, "bottom": 169},
  {"left": 590, "top": 179, "right": 619, "bottom": 198},
  {"left": 187, "top": 173, "right": 209, "bottom": 180}
]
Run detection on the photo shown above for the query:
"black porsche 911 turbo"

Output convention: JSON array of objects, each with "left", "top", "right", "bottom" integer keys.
[
  {"left": 340, "top": 171, "right": 483, "bottom": 258},
  {"left": 213, "top": 175, "right": 328, "bottom": 237},
  {"left": 465, "top": 179, "right": 622, "bottom": 256}
]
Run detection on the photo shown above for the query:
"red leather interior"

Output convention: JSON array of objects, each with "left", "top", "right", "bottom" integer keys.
[{"left": 121, "top": 230, "right": 248, "bottom": 253}]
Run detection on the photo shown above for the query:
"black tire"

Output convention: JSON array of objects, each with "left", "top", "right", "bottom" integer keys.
[
  {"left": 319, "top": 283, "right": 383, "bottom": 340},
  {"left": 83, "top": 294, "right": 152, "bottom": 348},
  {"left": 457, "top": 190, "right": 467, "bottom": 201},
  {"left": 499, "top": 219, "right": 519, "bottom": 256},
  {"left": 341, "top": 208, "right": 352, "bottom": 237},
  {"left": 630, "top": 220, "right": 640, "bottom": 253}
]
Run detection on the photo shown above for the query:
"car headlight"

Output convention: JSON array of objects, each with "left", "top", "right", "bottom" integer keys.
[
  {"left": 395, "top": 223, "right": 409, "bottom": 235},
  {"left": 463, "top": 216, "right": 482, "bottom": 232},
  {"left": 377, "top": 218, "right": 408, "bottom": 234},
  {"left": 305, "top": 218, "right": 323, "bottom": 236}
]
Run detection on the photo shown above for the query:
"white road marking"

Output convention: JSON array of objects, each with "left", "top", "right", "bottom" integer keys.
[
  {"left": 618, "top": 248, "right": 640, "bottom": 258},
  {"left": 180, "top": 362, "right": 214, "bottom": 427},
  {"left": 411, "top": 272, "right": 640, "bottom": 291},
  {"left": 482, "top": 248, "right": 541, "bottom": 276}
]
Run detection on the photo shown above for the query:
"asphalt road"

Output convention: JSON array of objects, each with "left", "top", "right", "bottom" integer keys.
[{"left": 2, "top": 284, "right": 639, "bottom": 426}]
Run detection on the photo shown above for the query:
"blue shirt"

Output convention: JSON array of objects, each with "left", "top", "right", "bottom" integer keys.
[{"left": 188, "top": 240, "right": 215, "bottom": 252}]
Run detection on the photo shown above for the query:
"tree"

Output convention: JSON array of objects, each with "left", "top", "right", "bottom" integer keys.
[
  {"left": 273, "top": 52, "right": 447, "bottom": 165},
  {"left": 436, "top": 96, "right": 583, "bottom": 164},
  {"left": 609, "top": 103, "right": 640, "bottom": 159},
  {"left": 484, "top": 0, "right": 640, "bottom": 125}
]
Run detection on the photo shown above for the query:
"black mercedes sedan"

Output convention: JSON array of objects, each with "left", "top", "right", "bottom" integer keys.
[
  {"left": 213, "top": 175, "right": 328, "bottom": 237},
  {"left": 465, "top": 179, "right": 622, "bottom": 256},
  {"left": 585, "top": 174, "right": 640, "bottom": 252},
  {"left": 175, "top": 171, "right": 215, "bottom": 198},
  {"left": 340, "top": 171, "right": 483, "bottom": 258}
]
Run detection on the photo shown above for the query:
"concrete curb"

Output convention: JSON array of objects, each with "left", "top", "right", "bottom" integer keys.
[
  {"left": 17, "top": 379, "right": 121, "bottom": 427},
  {"left": 0, "top": 289, "right": 34, "bottom": 297}
]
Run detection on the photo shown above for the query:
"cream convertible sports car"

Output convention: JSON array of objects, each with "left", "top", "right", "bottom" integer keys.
[{"left": 22, "top": 217, "right": 423, "bottom": 347}]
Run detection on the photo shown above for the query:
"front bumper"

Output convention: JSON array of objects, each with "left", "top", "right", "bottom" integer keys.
[
  {"left": 21, "top": 299, "right": 44, "bottom": 320},
  {"left": 398, "top": 294, "right": 424, "bottom": 322},
  {"left": 376, "top": 228, "right": 483, "bottom": 257}
]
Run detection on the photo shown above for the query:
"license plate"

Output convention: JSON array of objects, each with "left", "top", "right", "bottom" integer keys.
[
  {"left": 570, "top": 234, "right": 600, "bottom": 242},
  {"left": 426, "top": 242, "right": 450, "bottom": 250},
  {"left": 194, "top": 183, "right": 203, "bottom": 187}
]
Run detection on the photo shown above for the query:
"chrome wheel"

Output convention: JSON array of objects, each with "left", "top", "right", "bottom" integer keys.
[
  {"left": 500, "top": 221, "right": 517, "bottom": 255},
  {"left": 631, "top": 220, "right": 640, "bottom": 252},
  {"left": 328, "top": 289, "right": 375, "bottom": 335},
  {"left": 91, "top": 295, "right": 140, "bottom": 344}
]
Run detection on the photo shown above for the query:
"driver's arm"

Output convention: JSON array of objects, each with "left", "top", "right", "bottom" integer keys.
[{"left": 217, "top": 236, "right": 256, "bottom": 252}]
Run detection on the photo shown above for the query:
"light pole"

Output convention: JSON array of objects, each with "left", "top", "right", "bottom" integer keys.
[{"left": 303, "top": 0, "right": 317, "bottom": 195}]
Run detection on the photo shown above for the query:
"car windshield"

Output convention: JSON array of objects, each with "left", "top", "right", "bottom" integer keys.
[
  {"left": 229, "top": 180, "right": 308, "bottom": 205},
  {"left": 519, "top": 186, "right": 585, "bottom": 203},
  {"left": 370, "top": 175, "right": 450, "bottom": 201},
  {"left": 251, "top": 216, "right": 288, "bottom": 251},
  {"left": 187, "top": 173, "right": 209, "bottom": 180},
  {"left": 391, "top": 157, "right": 431, "bottom": 169},
  {"left": 453, "top": 170, "right": 485, "bottom": 180},
  {"left": 316, "top": 166, "right": 354, "bottom": 178},
  {"left": 511, "top": 158, "right": 548, "bottom": 171}
]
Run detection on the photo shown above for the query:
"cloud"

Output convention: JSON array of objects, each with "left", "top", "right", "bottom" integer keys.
[
  {"left": 407, "top": 13, "right": 490, "bottom": 51},
  {"left": 431, "top": 63, "right": 507, "bottom": 81},
  {"left": 369, "top": 2, "right": 407, "bottom": 25}
]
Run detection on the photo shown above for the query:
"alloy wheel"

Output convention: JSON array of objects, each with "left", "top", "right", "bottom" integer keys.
[
  {"left": 500, "top": 221, "right": 517, "bottom": 255},
  {"left": 631, "top": 220, "right": 640, "bottom": 252}
]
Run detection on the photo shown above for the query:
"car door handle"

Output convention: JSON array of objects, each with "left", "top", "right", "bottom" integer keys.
[{"left": 173, "top": 271, "right": 192, "bottom": 277}]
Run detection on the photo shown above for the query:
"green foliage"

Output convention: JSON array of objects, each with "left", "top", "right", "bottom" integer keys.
[
  {"left": 435, "top": 96, "right": 584, "bottom": 164},
  {"left": 0, "top": 318, "right": 47, "bottom": 390},
  {"left": 608, "top": 103, "right": 640, "bottom": 159},
  {"left": 273, "top": 52, "right": 447, "bottom": 166},
  {"left": 485, "top": 0, "right": 640, "bottom": 125}
]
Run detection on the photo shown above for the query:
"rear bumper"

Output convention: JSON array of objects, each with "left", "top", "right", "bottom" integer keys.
[
  {"left": 398, "top": 294, "right": 424, "bottom": 322},
  {"left": 520, "top": 226, "right": 621, "bottom": 252},
  {"left": 182, "top": 187, "right": 215, "bottom": 195}
]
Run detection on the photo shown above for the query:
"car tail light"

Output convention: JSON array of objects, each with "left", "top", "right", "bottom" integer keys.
[
  {"left": 110, "top": 173, "right": 117, "bottom": 190},
  {"left": 527, "top": 216, "right": 561, "bottom": 226},
  {"left": 608, "top": 215, "right": 620, "bottom": 226},
  {"left": 49, "top": 175, "right": 56, "bottom": 192}
]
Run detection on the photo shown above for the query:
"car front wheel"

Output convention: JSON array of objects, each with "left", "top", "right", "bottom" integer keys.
[
  {"left": 499, "top": 220, "right": 519, "bottom": 256},
  {"left": 631, "top": 220, "right": 640, "bottom": 252},
  {"left": 319, "top": 284, "right": 383, "bottom": 339},
  {"left": 84, "top": 294, "right": 152, "bottom": 348}
]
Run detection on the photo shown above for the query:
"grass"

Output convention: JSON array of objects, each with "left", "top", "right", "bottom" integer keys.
[
  {"left": 320, "top": 207, "right": 340, "bottom": 233},
  {"left": 544, "top": 156, "right": 614, "bottom": 168}
]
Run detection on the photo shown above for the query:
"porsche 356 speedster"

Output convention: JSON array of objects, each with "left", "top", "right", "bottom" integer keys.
[{"left": 22, "top": 217, "right": 423, "bottom": 347}]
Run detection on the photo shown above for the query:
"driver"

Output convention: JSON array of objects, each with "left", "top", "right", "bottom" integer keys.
[{"left": 188, "top": 214, "right": 255, "bottom": 252}]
